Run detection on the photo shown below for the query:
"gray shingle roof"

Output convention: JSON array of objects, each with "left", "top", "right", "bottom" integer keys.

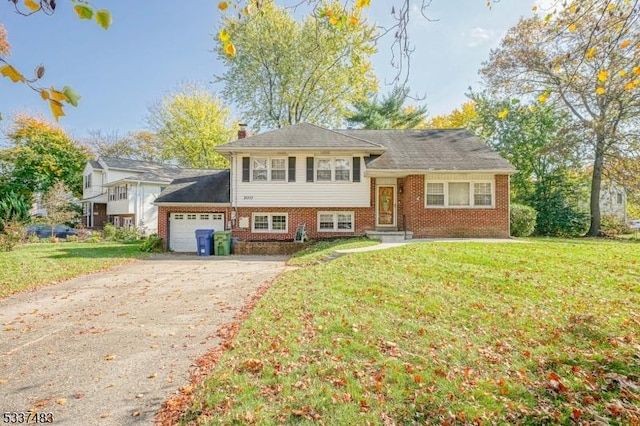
[
  {"left": 154, "top": 170, "right": 230, "bottom": 204},
  {"left": 106, "top": 168, "right": 185, "bottom": 186},
  {"left": 216, "top": 122, "right": 384, "bottom": 151},
  {"left": 99, "top": 157, "right": 181, "bottom": 173},
  {"left": 89, "top": 160, "right": 103, "bottom": 170},
  {"left": 339, "top": 128, "right": 515, "bottom": 172}
]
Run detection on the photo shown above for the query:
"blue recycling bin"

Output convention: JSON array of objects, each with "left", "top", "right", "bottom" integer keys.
[{"left": 195, "top": 229, "right": 214, "bottom": 256}]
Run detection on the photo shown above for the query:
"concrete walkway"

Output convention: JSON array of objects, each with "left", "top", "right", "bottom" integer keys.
[{"left": 334, "top": 238, "right": 526, "bottom": 254}]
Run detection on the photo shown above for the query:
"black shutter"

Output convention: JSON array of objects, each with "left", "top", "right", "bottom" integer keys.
[
  {"left": 242, "top": 157, "right": 250, "bottom": 182},
  {"left": 306, "top": 157, "right": 314, "bottom": 182},
  {"left": 288, "top": 157, "right": 296, "bottom": 182},
  {"left": 353, "top": 157, "right": 361, "bottom": 182}
]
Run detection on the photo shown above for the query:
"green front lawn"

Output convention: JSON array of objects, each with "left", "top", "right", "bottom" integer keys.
[
  {"left": 288, "top": 237, "right": 380, "bottom": 266},
  {"left": 180, "top": 239, "right": 640, "bottom": 424},
  {"left": 0, "top": 242, "right": 150, "bottom": 297}
]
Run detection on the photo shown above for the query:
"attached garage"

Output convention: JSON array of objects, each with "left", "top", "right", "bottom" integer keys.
[{"left": 169, "top": 213, "right": 225, "bottom": 252}]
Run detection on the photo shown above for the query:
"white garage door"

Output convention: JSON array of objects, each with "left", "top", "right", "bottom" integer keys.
[{"left": 169, "top": 213, "right": 225, "bottom": 252}]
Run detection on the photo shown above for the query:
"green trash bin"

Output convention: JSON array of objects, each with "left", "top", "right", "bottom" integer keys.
[{"left": 214, "top": 231, "right": 231, "bottom": 256}]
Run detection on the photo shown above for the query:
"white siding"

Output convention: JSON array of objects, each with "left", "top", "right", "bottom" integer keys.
[{"left": 232, "top": 154, "right": 370, "bottom": 207}]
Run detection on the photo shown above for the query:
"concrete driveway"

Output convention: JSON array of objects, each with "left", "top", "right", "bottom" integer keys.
[{"left": 0, "top": 255, "right": 287, "bottom": 425}]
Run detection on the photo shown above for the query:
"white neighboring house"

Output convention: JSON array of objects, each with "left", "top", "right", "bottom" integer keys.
[
  {"left": 81, "top": 157, "right": 181, "bottom": 233},
  {"left": 599, "top": 181, "right": 627, "bottom": 223}
]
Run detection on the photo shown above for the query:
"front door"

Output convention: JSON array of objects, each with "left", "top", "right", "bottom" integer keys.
[{"left": 376, "top": 185, "right": 396, "bottom": 227}]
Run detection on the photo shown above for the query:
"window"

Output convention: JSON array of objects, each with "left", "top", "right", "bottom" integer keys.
[
  {"left": 187, "top": 214, "right": 197, "bottom": 220},
  {"left": 426, "top": 183, "right": 445, "bottom": 206},
  {"left": 173, "top": 214, "right": 184, "bottom": 220},
  {"left": 448, "top": 183, "right": 470, "bottom": 206},
  {"left": 212, "top": 213, "right": 224, "bottom": 220},
  {"left": 113, "top": 216, "right": 120, "bottom": 227},
  {"left": 474, "top": 183, "right": 493, "bottom": 206},
  {"left": 114, "top": 185, "right": 128, "bottom": 200},
  {"left": 617, "top": 192, "right": 624, "bottom": 204},
  {"left": 123, "top": 217, "right": 133, "bottom": 228},
  {"left": 271, "top": 158, "right": 286, "bottom": 181},
  {"left": 317, "top": 159, "right": 332, "bottom": 181},
  {"left": 252, "top": 213, "right": 288, "bottom": 233},
  {"left": 84, "top": 174, "right": 92, "bottom": 189},
  {"left": 108, "top": 188, "right": 116, "bottom": 202},
  {"left": 425, "top": 180, "right": 494, "bottom": 208},
  {"left": 318, "top": 212, "right": 354, "bottom": 232},
  {"left": 200, "top": 214, "right": 210, "bottom": 220},
  {"left": 250, "top": 157, "right": 288, "bottom": 182},
  {"left": 315, "top": 158, "right": 351, "bottom": 182}
]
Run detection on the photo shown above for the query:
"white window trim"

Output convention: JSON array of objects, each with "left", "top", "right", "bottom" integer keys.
[
  {"left": 315, "top": 157, "right": 352, "bottom": 183},
  {"left": 251, "top": 212, "right": 288, "bottom": 233},
  {"left": 250, "top": 156, "right": 288, "bottom": 183},
  {"left": 425, "top": 180, "right": 495, "bottom": 209},
  {"left": 317, "top": 211, "right": 354, "bottom": 232}
]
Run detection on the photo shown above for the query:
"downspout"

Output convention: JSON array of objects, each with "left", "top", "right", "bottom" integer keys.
[{"left": 232, "top": 152, "right": 238, "bottom": 230}]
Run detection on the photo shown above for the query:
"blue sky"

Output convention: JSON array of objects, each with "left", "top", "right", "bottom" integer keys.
[{"left": 0, "top": 1, "right": 543, "bottom": 142}]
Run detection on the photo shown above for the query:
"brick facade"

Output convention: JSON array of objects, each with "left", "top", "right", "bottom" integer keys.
[
  {"left": 399, "top": 174, "right": 510, "bottom": 238},
  {"left": 157, "top": 174, "right": 510, "bottom": 250}
]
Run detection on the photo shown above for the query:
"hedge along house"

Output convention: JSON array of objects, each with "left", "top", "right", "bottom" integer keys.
[{"left": 208, "top": 123, "right": 514, "bottom": 245}]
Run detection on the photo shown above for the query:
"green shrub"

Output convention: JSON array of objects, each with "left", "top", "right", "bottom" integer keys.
[
  {"left": 66, "top": 235, "right": 80, "bottom": 243},
  {"left": 600, "top": 214, "right": 632, "bottom": 236},
  {"left": 114, "top": 226, "right": 141, "bottom": 242},
  {"left": 27, "top": 233, "right": 41, "bottom": 244},
  {"left": 88, "top": 233, "right": 103, "bottom": 243},
  {"left": 139, "top": 234, "right": 164, "bottom": 253},
  {"left": 510, "top": 203, "right": 537, "bottom": 237},
  {"left": 103, "top": 223, "right": 116, "bottom": 240}
]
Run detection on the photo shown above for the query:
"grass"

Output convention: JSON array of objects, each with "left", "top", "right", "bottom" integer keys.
[
  {"left": 288, "top": 237, "right": 380, "bottom": 266},
  {"left": 181, "top": 239, "right": 640, "bottom": 425},
  {"left": 0, "top": 241, "right": 151, "bottom": 297}
]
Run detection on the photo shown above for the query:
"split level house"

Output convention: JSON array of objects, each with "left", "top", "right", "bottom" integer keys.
[
  {"left": 81, "top": 157, "right": 183, "bottom": 234},
  {"left": 154, "top": 123, "right": 516, "bottom": 252}
]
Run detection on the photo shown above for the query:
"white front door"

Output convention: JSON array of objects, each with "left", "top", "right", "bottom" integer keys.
[{"left": 169, "top": 213, "right": 225, "bottom": 252}]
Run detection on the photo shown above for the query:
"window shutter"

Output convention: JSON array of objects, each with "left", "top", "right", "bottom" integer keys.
[
  {"left": 353, "top": 157, "right": 361, "bottom": 182},
  {"left": 242, "top": 157, "right": 250, "bottom": 182},
  {"left": 306, "top": 157, "right": 314, "bottom": 182},
  {"left": 288, "top": 157, "right": 296, "bottom": 182}
]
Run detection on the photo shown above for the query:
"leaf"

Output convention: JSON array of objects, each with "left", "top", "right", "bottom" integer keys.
[
  {"left": 595, "top": 87, "right": 605, "bottom": 95},
  {"left": 55, "top": 398, "right": 67, "bottom": 405},
  {"left": 95, "top": 9, "right": 112, "bottom": 30},
  {"left": 62, "top": 86, "right": 81, "bottom": 107},
  {"left": 355, "top": 0, "right": 370, "bottom": 8},
  {"left": 49, "top": 88, "right": 68, "bottom": 102},
  {"left": 329, "top": 15, "right": 339, "bottom": 25},
  {"left": 49, "top": 99, "right": 65, "bottom": 121},
  {"left": 218, "top": 29, "right": 230, "bottom": 42},
  {"left": 568, "top": 23, "right": 577, "bottom": 32},
  {"left": 218, "top": 1, "right": 228, "bottom": 11},
  {"left": 620, "top": 40, "right": 631, "bottom": 49},
  {"left": 35, "top": 65, "right": 45, "bottom": 79},
  {"left": 40, "top": 89, "right": 49, "bottom": 100},
  {"left": 0, "top": 64, "right": 25, "bottom": 83},
  {"left": 597, "top": 70, "right": 608, "bottom": 82},
  {"left": 497, "top": 108, "right": 509, "bottom": 119},
  {"left": 625, "top": 81, "right": 635, "bottom": 91},
  {"left": 224, "top": 41, "right": 236, "bottom": 57},
  {"left": 104, "top": 353, "right": 116, "bottom": 361},
  {"left": 585, "top": 47, "right": 597, "bottom": 59},
  {"left": 619, "top": 70, "right": 627, "bottom": 77},
  {"left": 349, "top": 16, "right": 359, "bottom": 25},
  {"left": 24, "top": 0, "right": 40, "bottom": 12},
  {"left": 74, "top": 4, "right": 93, "bottom": 20},
  {"left": 538, "top": 93, "right": 548, "bottom": 104}
]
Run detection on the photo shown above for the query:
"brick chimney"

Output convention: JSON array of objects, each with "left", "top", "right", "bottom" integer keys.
[{"left": 238, "top": 123, "right": 248, "bottom": 139}]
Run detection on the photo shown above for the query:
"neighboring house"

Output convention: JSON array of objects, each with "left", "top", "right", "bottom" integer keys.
[
  {"left": 81, "top": 157, "right": 181, "bottom": 233},
  {"left": 154, "top": 123, "right": 515, "bottom": 252},
  {"left": 599, "top": 181, "right": 627, "bottom": 222}
]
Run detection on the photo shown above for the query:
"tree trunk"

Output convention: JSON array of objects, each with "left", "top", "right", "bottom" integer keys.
[{"left": 586, "top": 134, "right": 605, "bottom": 237}]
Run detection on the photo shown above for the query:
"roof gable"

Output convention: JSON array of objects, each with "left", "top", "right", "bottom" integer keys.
[
  {"left": 98, "top": 157, "right": 181, "bottom": 174},
  {"left": 154, "top": 170, "right": 230, "bottom": 204}
]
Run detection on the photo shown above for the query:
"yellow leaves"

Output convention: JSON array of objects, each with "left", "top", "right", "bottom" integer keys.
[
  {"left": 349, "top": 16, "right": 359, "bottom": 26},
  {"left": 606, "top": 3, "right": 616, "bottom": 12},
  {"left": 219, "top": 29, "right": 230, "bottom": 42},
  {"left": 568, "top": 23, "right": 577, "bottom": 32},
  {"left": 0, "top": 64, "right": 25, "bottom": 83},
  {"left": 24, "top": 0, "right": 40, "bottom": 12},
  {"left": 624, "top": 81, "right": 636, "bottom": 91},
  {"left": 586, "top": 47, "right": 597, "bottom": 59},
  {"left": 538, "top": 92, "right": 549, "bottom": 104},
  {"left": 597, "top": 70, "right": 608, "bottom": 82},
  {"left": 595, "top": 87, "right": 606, "bottom": 95},
  {"left": 49, "top": 99, "right": 65, "bottom": 121},
  {"left": 497, "top": 109, "right": 509, "bottom": 119},
  {"left": 620, "top": 40, "right": 631, "bottom": 49},
  {"left": 329, "top": 15, "right": 339, "bottom": 25},
  {"left": 633, "top": 66, "right": 640, "bottom": 75},
  {"left": 355, "top": 0, "right": 370, "bottom": 8},
  {"left": 619, "top": 70, "right": 627, "bottom": 78},
  {"left": 224, "top": 42, "right": 236, "bottom": 57},
  {"left": 40, "top": 89, "right": 49, "bottom": 100},
  {"left": 50, "top": 88, "right": 68, "bottom": 102},
  {"left": 218, "top": 1, "right": 228, "bottom": 11}
]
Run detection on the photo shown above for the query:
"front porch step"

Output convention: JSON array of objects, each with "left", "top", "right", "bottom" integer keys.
[{"left": 365, "top": 230, "right": 413, "bottom": 243}]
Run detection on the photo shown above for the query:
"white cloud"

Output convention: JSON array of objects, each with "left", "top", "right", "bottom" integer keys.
[{"left": 464, "top": 27, "right": 499, "bottom": 48}]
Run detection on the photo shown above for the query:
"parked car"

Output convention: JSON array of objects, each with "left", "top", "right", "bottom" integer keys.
[
  {"left": 26, "top": 224, "right": 78, "bottom": 239},
  {"left": 628, "top": 219, "right": 640, "bottom": 231}
]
